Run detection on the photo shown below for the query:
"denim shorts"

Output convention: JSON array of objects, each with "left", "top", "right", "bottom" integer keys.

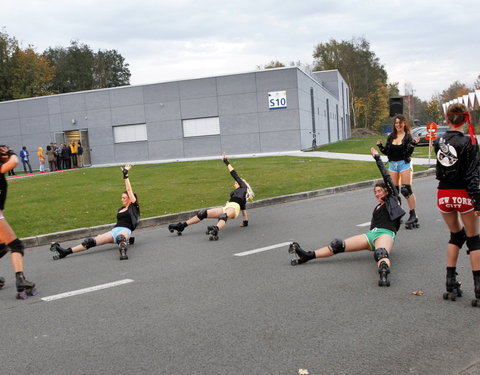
[
  {"left": 110, "top": 227, "right": 131, "bottom": 241},
  {"left": 388, "top": 160, "right": 412, "bottom": 173}
]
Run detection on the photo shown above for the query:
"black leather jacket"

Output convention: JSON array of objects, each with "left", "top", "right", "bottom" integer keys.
[
  {"left": 373, "top": 154, "right": 406, "bottom": 231},
  {"left": 434, "top": 130, "right": 480, "bottom": 210},
  {"left": 378, "top": 133, "right": 416, "bottom": 163}
]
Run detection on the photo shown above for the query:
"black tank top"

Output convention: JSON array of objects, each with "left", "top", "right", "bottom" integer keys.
[{"left": 389, "top": 144, "right": 404, "bottom": 161}]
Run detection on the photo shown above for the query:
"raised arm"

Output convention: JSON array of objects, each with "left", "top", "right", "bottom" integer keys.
[
  {"left": 0, "top": 146, "right": 18, "bottom": 174},
  {"left": 121, "top": 164, "right": 136, "bottom": 203},
  {"left": 370, "top": 147, "right": 398, "bottom": 197},
  {"left": 222, "top": 153, "right": 245, "bottom": 186}
]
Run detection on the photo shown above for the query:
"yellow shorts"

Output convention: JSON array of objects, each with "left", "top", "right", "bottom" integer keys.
[{"left": 223, "top": 202, "right": 241, "bottom": 219}]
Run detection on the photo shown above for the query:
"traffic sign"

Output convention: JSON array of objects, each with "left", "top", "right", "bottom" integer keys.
[
  {"left": 426, "top": 122, "right": 438, "bottom": 132},
  {"left": 426, "top": 133, "right": 437, "bottom": 140}
]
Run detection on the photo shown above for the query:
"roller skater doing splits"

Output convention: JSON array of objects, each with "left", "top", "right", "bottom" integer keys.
[
  {"left": 50, "top": 164, "right": 140, "bottom": 261},
  {"left": 435, "top": 103, "right": 480, "bottom": 306},
  {"left": 377, "top": 114, "right": 420, "bottom": 230},
  {"left": 289, "top": 148, "right": 405, "bottom": 287},
  {"left": 168, "top": 153, "right": 254, "bottom": 240},
  {"left": 0, "top": 145, "right": 37, "bottom": 299}
]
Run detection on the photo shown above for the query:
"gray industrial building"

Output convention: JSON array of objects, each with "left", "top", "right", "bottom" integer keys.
[{"left": 0, "top": 67, "right": 350, "bottom": 169}]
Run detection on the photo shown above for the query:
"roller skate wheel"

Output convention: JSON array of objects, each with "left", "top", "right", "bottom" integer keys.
[
  {"left": 177, "top": 232, "right": 182, "bottom": 236},
  {"left": 288, "top": 246, "right": 295, "bottom": 254},
  {"left": 209, "top": 236, "right": 213, "bottom": 241},
  {"left": 443, "top": 292, "right": 449, "bottom": 300},
  {"left": 472, "top": 299, "right": 479, "bottom": 307},
  {"left": 290, "top": 259, "right": 298, "bottom": 266},
  {"left": 27, "top": 288, "right": 38, "bottom": 296},
  {"left": 16, "top": 292, "right": 28, "bottom": 300},
  {"left": 168, "top": 228, "right": 174, "bottom": 233},
  {"left": 214, "top": 236, "right": 218, "bottom": 241},
  {"left": 451, "top": 294, "right": 456, "bottom": 301},
  {"left": 386, "top": 281, "right": 390, "bottom": 287},
  {"left": 52, "top": 253, "right": 60, "bottom": 260}
]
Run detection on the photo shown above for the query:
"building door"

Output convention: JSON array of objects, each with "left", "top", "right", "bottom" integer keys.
[
  {"left": 80, "top": 130, "right": 91, "bottom": 166},
  {"left": 56, "top": 130, "right": 92, "bottom": 167}
]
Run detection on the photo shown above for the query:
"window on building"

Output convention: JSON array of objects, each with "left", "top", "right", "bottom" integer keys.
[
  {"left": 113, "top": 124, "right": 148, "bottom": 143},
  {"left": 183, "top": 117, "right": 220, "bottom": 137}
]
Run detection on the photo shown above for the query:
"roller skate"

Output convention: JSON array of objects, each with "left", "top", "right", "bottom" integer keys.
[
  {"left": 443, "top": 268, "right": 462, "bottom": 301},
  {"left": 118, "top": 243, "right": 128, "bottom": 261},
  {"left": 405, "top": 209, "right": 419, "bottom": 229},
  {"left": 206, "top": 225, "right": 219, "bottom": 241},
  {"left": 50, "top": 242, "right": 72, "bottom": 260},
  {"left": 378, "top": 261, "right": 391, "bottom": 287},
  {"left": 168, "top": 222, "right": 187, "bottom": 236},
  {"left": 288, "top": 242, "right": 314, "bottom": 265},
  {"left": 0, "top": 276, "right": 5, "bottom": 289},
  {"left": 471, "top": 272, "right": 480, "bottom": 307},
  {"left": 15, "top": 272, "right": 37, "bottom": 300}
]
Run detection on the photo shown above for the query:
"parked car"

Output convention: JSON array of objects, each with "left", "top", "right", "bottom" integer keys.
[{"left": 411, "top": 125, "right": 450, "bottom": 146}]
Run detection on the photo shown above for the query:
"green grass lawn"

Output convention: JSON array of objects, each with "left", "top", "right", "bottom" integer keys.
[
  {"left": 4, "top": 155, "right": 427, "bottom": 238},
  {"left": 314, "top": 136, "right": 436, "bottom": 158}
]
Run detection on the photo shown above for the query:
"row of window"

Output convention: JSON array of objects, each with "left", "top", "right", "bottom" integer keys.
[{"left": 113, "top": 117, "right": 221, "bottom": 143}]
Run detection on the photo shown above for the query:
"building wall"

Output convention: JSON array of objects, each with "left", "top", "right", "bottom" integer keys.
[{"left": 0, "top": 67, "right": 350, "bottom": 169}]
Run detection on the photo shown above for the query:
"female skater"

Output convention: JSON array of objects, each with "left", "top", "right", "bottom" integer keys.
[
  {"left": 168, "top": 153, "right": 254, "bottom": 240},
  {"left": 434, "top": 103, "right": 480, "bottom": 306},
  {"left": 0, "top": 145, "right": 37, "bottom": 299},
  {"left": 377, "top": 115, "right": 420, "bottom": 229},
  {"left": 289, "top": 147, "right": 405, "bottom": 287},
  {"left": 50, "top": 165, "right": 140, "bottom": 260}
]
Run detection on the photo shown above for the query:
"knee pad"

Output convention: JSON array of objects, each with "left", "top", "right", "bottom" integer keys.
[
  {"left": 373, "top": 247, "right": 389, "bottom": 262},
  {"left": 329, "top": 238, "right": 345, "bottom": 254},
  {"left": 8, "top": 238, "right": 24, "bottom": 256},
  {"left": 449, "top": 228, "right": 466, "bottom": 248},
  {"left": 81, "top": 237, "right": 96, "bottom": 249},
  {"left": 196, "top": 209, "right": 208, "bottom": 220},
  {"left": 400, "top": 184, "right": 413, "bottom": 199},
  {"left": 218, "top": 213, "right": 228, "bottom": 223},
  {"left": 0, "top": 243, "right": 8, "bottom": 259},
  {"left": 466, "top": 235, "right": 480, "bottom": 254},
  {"left": 116, "top": 234, "right": 127, "bottom": 246}
]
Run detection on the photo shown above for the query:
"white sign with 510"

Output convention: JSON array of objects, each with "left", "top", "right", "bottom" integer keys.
[{"left": 268, "top": 91, "right": 287, "bottom": 109}]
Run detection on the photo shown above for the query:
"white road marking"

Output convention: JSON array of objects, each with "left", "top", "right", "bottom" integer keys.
[
  {"left": 234, "top": 242, "right": 291, "bottom": 257},
  {"left": 41, "top": 279, "right": 134, "bottom": 302},
  {"left": 357, "top": 221, "right": 371, "bottom": 227}
]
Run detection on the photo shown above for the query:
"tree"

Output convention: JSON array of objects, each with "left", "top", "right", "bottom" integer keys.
[
  {"left": 44, "top": 40, "right": 130, "bottom": 94},
  {"left": 439, "top": 80, "right": 470, "bottom": 102},
  {"left": 0, "top": 29, "right": 18, "bottom": 101},
  {"left": 257, "top": 60, "right": 286, "bottom": 69},
  {"left": 313, "top": 37, "right": 389, "bottom": 130},
  {"left": 93, "top": 49, "right": 130, "bottom": 88},
  {"left": 9, "top": 47, "right": 55, "bottom": 99}
]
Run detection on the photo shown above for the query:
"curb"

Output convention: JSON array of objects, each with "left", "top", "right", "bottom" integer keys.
[{"left": 22, "top": 168, "right": 436, "bottom": 249}]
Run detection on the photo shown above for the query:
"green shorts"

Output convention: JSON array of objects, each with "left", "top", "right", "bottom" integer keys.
[{"left": 363, "top": 227, "right": 396, "bottom": 250}]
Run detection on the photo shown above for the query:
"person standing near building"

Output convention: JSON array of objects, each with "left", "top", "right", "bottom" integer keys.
[
  {"left": 77, "top": 141, "right": 84, "bottom": 168},
  {"left": 69, "top": 141, "right": 78, "bottom": 168},
  {"left": 19, "top": 146, "right": 33, "bottom": 173},
  {"left": 37, "top": 146, "right": 45, "bottom": 172},
  {"left": 61, "top": 143, "right": 71, "bottom": 169},
  {"left": 46, "top": 145, "right": 57, "bottom": 171},
  {"left": 435, "top": 103, "right": 480, "bottom": 307},
  {"left": 0, "top": 145, "right": 37, "bottom": 299}
]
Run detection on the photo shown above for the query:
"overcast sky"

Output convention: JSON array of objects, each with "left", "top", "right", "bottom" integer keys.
[{"left": 2, "top": 0, "right": 478, "bottom": 101}]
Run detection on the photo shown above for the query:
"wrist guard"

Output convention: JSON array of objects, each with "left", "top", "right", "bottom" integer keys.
[
  {"left": 223, "top": 158, "right": 230, "bottom": 166},
  {"left": 122, "top": 168, "right": 129, "bottom": 179}
]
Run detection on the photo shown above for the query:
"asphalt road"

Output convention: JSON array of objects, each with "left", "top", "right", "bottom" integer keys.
[{"left": 1, "top": 175, "right": 479, "bottom": 375}]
